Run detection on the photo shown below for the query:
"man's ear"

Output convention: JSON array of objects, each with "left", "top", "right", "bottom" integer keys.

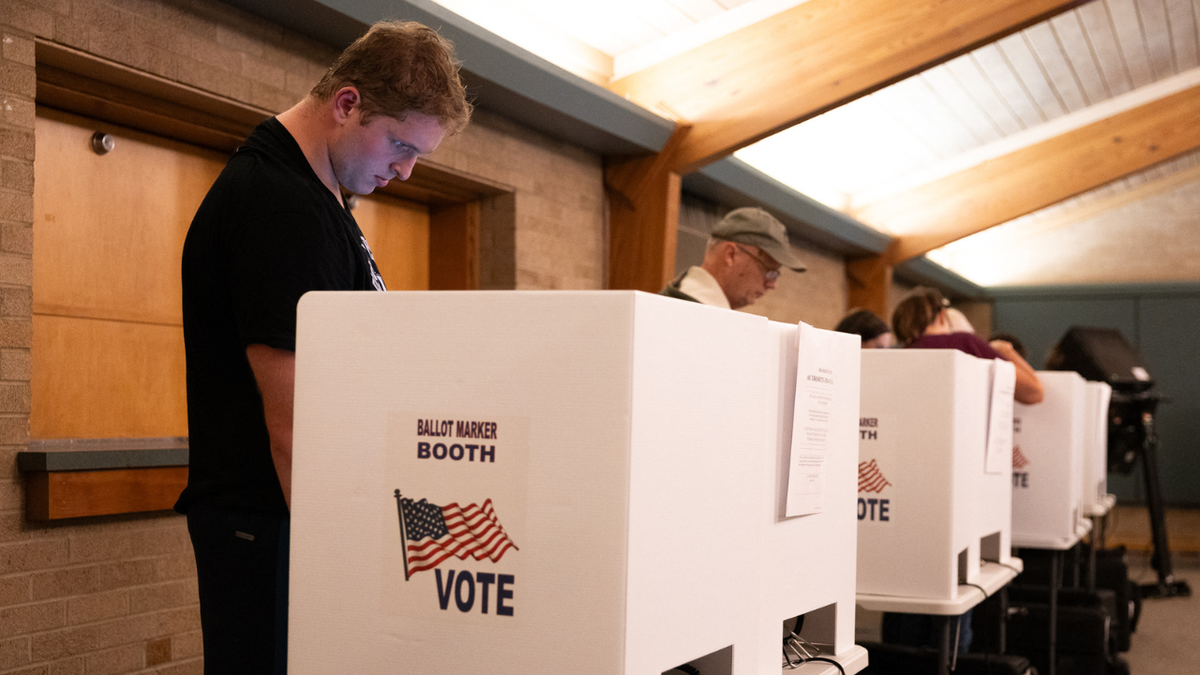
[
  {"left": 331, "top": 86, "right": 362, "bottom": 124},
  {"left": 721, "top": 241, "right": 738, "bottom": 267}
]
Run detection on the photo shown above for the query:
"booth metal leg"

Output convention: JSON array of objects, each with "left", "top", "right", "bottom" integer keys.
[
  {"left": 1140, "top": 429, "right": 1192, "bottom": 598},
  {"left": 937, "top": 615, "right": 952, "bottom": 675},
  {"left": 998, "top": 586, "right": 1008, "bottom": 655},
  {"left": 1071, "top": 543, "right": 1082, "bottom": 589},
  {"left": 1048, "top": 550, "right": 1061, "bottom": 675},
  {"left": 1087, "top": 519, "right": 1098, "bottom": 593}
]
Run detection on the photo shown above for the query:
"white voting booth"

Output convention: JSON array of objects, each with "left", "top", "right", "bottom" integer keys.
[
  {"left": 855, "top": 350, "right": 1018, "bottom": 609},
  {"left": 1083, "top": 381, "right": 1115, "bottom": 517},
  {"left": 1012, "top": 371, "right": 1089, "bottom": 549},
  {"left": 288, "top": 291, "right": 866, "bottom": 675}
]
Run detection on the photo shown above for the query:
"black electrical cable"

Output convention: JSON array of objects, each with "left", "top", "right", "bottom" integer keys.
[
  {"left": 786, "top": 655, "right": 846, "bottom": 675},
  {"left": 987, "top": 560, "right": 1024, "bottom": 576},
  {"left": 964, "top": 582, "right": 989, "bottom": 600}
]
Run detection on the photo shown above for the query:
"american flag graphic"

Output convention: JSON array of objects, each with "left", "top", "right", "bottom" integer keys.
[
  {"left": 858, "top": 459, "right": 891, "bottom": 493},
  {"left": 1013, "top": 446, "right": 1031, "bottom": 470},
  {"left": 394, "top": 491, "right": 518, "bottom": 579}
]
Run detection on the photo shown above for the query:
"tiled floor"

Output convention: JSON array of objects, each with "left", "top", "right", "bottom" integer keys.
[
  {"left": 1070, "top": 506, "right": 1198, "bottom": 674},
  {"left": 1122, "top": 550, "right": 1199, "bottom": 675}
]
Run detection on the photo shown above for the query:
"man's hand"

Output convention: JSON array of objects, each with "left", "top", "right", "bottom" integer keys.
[{"left": 246, "top": 344, "right": 296, "bottom": 509}]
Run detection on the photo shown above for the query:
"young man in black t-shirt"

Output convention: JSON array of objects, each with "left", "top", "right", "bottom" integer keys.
[{"left": 177, "top": 21, "right": 472, "bottom": 674}]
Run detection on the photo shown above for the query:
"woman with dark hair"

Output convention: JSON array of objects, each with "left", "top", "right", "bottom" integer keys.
[
  {"left": 882, "top": 287, "right": 1044, "bottom": 654},
  {"left": 892, "top": 287, "right": 1043, "bottom": 404},
  {"left": 835, "top": 309, "right": 893, "bottom": 348}
]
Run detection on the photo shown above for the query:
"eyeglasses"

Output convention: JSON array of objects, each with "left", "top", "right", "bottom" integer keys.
[{"left": 735, "top": 244, "right": 781, "bottom": 281}]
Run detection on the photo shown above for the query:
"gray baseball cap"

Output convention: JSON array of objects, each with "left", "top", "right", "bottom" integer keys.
[{"left": 711, "top": 207, "right": 807, "bottom": 272}]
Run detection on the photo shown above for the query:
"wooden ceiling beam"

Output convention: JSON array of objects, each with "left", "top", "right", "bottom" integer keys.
[
  {"left": 608, "top": 0, "right": 1087, "bottom": 174},
  {"left": 854, "top": 81, "right": 1200, "bottom": 263}
]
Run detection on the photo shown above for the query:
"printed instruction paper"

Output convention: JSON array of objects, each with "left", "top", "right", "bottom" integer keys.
[
  {"left": 786, "top": 323, "right": 849, "bottom": 516},
  {"left": 985, "top": 359, "right": 1016, "bottom": 475}
]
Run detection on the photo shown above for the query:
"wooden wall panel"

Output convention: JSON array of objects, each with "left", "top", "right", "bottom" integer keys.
[
  {"left": 33, "top": 108, "right": 433, "bottom": 443},
  {"left": 33, "top": 107, "right": 226, "bottom": 324},
  {"left": 353, "top": 193, "right": 431, "bottom": 291},
  {"left": 25, "top": 467, "right": 189, "bottom": 520},
  {"left": 32, "top": 315, "right": 187, "bottom": 438}
]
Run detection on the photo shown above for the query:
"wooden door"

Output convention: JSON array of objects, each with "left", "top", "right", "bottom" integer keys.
[
  {"left": 354, "top": 193, "right": 430, "bottom": 291},
  {"left": 32, "top": 108, "right": 429, "bottom": 439}
]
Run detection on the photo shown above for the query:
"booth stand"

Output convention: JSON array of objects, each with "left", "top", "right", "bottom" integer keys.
[
  {"left": 288, "top": 291, "right": 866, "bottom": 675},
  {"left": 1011, "top": 371, "right": 1090, "bottom": 675},
  {"left": 855, "top": 350, "right": 1021, "bottom": 675}
]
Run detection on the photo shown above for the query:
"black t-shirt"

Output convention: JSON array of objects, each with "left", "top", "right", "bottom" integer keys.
[{"left": 176, "top": 118, "right": 384, "bottom": 516}]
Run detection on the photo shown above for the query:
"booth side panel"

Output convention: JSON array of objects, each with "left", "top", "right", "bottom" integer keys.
[
  {"left": 762, "top": 322, "right": 862, "bottom": 660},
  {"left": 1069, "top": 377, "right": 1088, "bottom": 531},
  {"left": 1083, "top": 383, "right": 1112, "bottom": 512},
  {"left": 951, "top": 354, "right": 992, "bottom": 584},
  {"left": 858, "top": 351, "right": 960, "bottom": 600},
  {"left": 974, "top": 360, "right": 1015, "bottom": 566},
  {"left": 289, "top": 291, "right": 638, "bottom": 674},
  {"left": 1012, "top": 371, "right": 1087, "bottom": 548},
  {"left": 622, "top": 295, "right": 772, "bottom": 674}
]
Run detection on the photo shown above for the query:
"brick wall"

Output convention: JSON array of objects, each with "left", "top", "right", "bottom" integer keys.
[
  {"left": 0, "top": 9, "right": 45, "bottom": 675},
  {"left": 0, "top": 513, "right": 202, "bottom": 675},
  {"left": 1, "top": 0, "right": 607, "bottom": 673},
  {"left": 433, "top": 110, "right": 606, "bottom": 290}
]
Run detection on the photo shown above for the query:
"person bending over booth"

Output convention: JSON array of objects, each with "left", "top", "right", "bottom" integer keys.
[
  {"left": 835, "top": 309, "right": 893, "bottom": 348},
  {"left": 893, "top": 287, "right": 1043, "bottom": 404},
  {"left": 177, "top": 20, "right": 472, "bottom": 675},
  {"left": 660, "top": 207, "right": 807, "bottom": 310},
  {"left": 882, "top": 287, "right": 1043, "bottom": 654}
]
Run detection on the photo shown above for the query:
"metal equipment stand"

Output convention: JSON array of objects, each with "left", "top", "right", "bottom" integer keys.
[{"left": 1134, "top": 401, "right": 1191, "bottom": 599}]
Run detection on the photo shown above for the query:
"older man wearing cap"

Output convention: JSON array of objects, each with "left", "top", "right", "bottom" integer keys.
[{"left": 661, "top": 207, "right": 806, "bottom": 310}]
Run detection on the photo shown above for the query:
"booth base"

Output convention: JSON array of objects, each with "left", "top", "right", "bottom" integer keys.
[
  {"left": 858, "top": 642, "right": 1033, "bottom": 675},
  {"left": 856, "top": 560, "right": 1022, "bottom": 616},
  {"left": 1013, "top": 533, "right": 1080, "bottom": 551},
  {"left": 1075, "top": 519, "right": 1093, "bottom": 540},
  {"left": 1084, "top": 494, "right": 1116, "bottom": 518}
]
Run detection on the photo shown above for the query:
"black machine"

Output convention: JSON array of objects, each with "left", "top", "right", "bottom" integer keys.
[{"left": 1051, "top": 327, "right": 1190, "bottom": 599}]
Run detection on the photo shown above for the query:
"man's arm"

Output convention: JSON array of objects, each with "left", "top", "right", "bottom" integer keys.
[
  {"left": 246, "top": 344, "right": 296, "bottom": 509},
  {"left": 990, "top": 339, "right": 1044, "bottom": 405}
]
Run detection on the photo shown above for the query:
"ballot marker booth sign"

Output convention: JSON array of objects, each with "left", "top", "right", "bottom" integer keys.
[
  {"left": 1012, "top": 371, "right": 1088, "bottom": 549},
  {"left": 288, "top": 291, "right": 866, "bottom": 675},
  {"left": 857, "top": 350, "right": 1015, "bottom": 602},
  {"left": 385, "top": 413, "right": 527, "bottom": 617}
]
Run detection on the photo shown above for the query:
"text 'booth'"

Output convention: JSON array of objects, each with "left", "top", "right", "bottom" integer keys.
[{"left": 288, "top": 291, "right": 866, "bottom": 675}]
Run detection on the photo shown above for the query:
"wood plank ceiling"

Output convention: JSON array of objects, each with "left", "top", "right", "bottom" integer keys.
[{"left": 428, "top": 0, "right": 1200, "bottom": 288}]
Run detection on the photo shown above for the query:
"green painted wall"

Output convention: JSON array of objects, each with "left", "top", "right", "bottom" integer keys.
[{"left": 992, "top": 285, "right": 1200, "bottom": 506}]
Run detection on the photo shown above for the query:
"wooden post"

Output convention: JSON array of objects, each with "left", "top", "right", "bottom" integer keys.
[
  {"left": 846, "top": 242, "right": 899, "bottom": 320},
  {"left": 605, "top": 124, "right": 691, "bottom": 292}
]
